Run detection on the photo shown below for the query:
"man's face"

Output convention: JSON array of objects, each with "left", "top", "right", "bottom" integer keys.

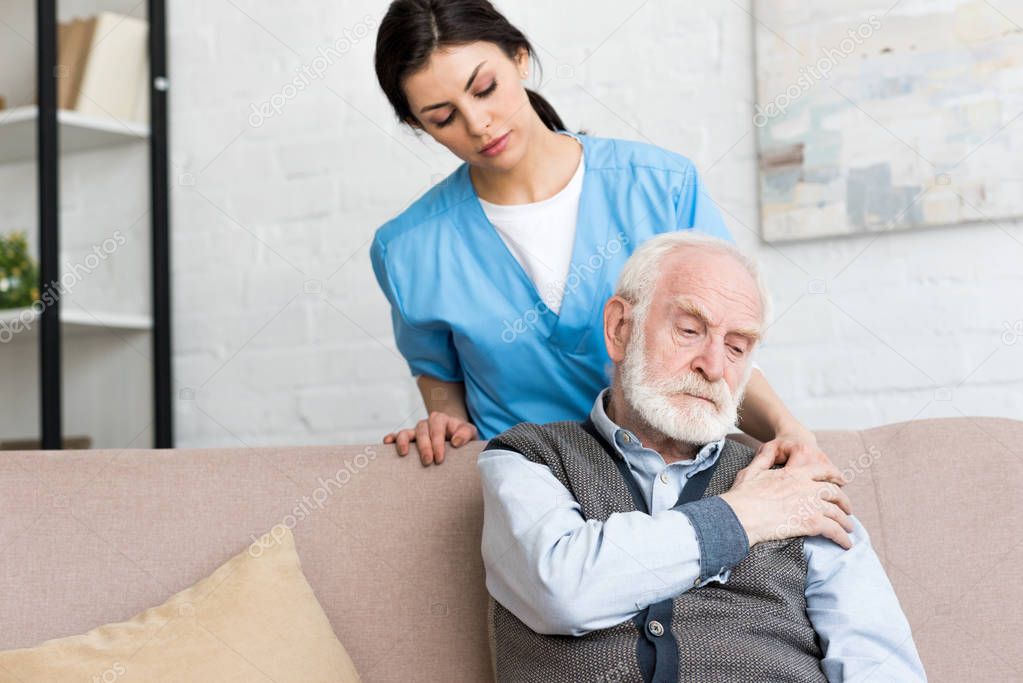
[
  {"left": 618, "top": 249, "right": 763, "bottom": 444},
  {"left": 402, "top": 41, "right": 535, "bottom": 170}
]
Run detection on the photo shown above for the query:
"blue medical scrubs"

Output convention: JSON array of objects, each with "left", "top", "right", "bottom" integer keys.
[{"left": 370, "top": 131, "right": 733, "bottom": 439}]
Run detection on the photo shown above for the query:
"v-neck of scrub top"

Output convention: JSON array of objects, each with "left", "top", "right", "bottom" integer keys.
[
  {"left": 456, "top": 130, "right": 612, "bottom": 353},
  {"left": 478, "top": 141, "right": 585, "bottom": 315}
]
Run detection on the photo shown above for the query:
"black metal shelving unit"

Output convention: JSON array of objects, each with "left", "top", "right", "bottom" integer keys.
[
  {"left": 33, "top": 0, "right": 172, "bottom": 449},
  {"left": 148, "top": 0, "right": 173, "bottom": 448}
]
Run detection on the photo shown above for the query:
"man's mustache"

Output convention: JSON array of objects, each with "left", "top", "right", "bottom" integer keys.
[{"left": 648, "top": 372, "right": 732, "bottom": 408}]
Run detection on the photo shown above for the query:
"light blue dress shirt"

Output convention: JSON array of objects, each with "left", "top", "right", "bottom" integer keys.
[
  {"left": 371, "top": 131, "right": 733, "bottom": 439},
  {"left": 479, "top": 388, "right": 927, "bottom": 681}
]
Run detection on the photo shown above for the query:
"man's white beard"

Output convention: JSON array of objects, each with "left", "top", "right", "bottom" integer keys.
[{"left": 619, "top": 323, "right": 752, "bottom": 445}]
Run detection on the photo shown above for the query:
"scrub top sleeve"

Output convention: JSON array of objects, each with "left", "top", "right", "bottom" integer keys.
[
  {"left": 370, "top": 236, "right": 464, "bottom": 383},
  {"left": 676, "top": 164, "right": 735, "bottom": 244}
]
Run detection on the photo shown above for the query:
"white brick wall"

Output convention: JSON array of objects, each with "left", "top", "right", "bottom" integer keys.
[{"left": 169, "top": 1, "right": 1023, "bottom": 448}]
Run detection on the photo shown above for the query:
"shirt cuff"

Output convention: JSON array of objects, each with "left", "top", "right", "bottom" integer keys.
[{"left": 674, "top": 496, "right": 750, "bottom": 584}]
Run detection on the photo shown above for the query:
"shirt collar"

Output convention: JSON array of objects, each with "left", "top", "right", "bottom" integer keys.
[{"left": 589, "top": 387, "right": 727, "bottom": 466}]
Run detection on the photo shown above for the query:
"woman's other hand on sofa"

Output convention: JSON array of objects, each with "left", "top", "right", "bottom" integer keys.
[
  {"left": 383, "top": 376, "right": 479, "bottom": 466},
  {"left": 383, "top": 411, "right": 479, "bottom": 466}
]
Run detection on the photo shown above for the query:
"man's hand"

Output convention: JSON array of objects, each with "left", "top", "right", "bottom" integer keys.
[
  {"left": 383, "top": 411, "right": 478, "bottom": 466},
  {"left": 720, "top": 447, "right": 856, "bottom": 550}
]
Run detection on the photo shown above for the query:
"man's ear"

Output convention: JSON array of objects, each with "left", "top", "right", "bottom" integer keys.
[{"left": 603, "top": 296, "right": 632, "bottom": 364}]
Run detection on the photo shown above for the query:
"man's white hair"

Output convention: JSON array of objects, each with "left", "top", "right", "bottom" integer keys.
[{"left": 614, "top": 231, "right": 773, "bottom": 332}]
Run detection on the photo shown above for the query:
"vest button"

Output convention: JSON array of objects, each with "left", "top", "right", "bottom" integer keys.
[{"left": 647, "top": 620, "right": 664, "bottom": 637}]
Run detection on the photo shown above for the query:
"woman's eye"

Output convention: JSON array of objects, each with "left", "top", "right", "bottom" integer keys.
[
  {"left": 475, "top": 81, "right": 497, "bottom": 98},
  {"left": 431, "top": 81, "right": 495, "bottom": 129},
  {"left": 729, "top": 345, "right": 745, "bottom": 355}
]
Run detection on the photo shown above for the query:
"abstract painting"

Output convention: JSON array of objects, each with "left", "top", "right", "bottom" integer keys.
[{"left": 753, "top": 0, "right": 1023, "bottom": 241}]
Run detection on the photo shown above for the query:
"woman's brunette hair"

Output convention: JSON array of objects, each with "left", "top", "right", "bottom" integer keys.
[{"left": 375, "top": 0, "right": 576, "bottom": 134}]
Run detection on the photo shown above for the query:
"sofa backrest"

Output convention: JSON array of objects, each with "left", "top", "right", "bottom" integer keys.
[{"left": 1, "top": 416, "right": 1020, "bottom": 681}]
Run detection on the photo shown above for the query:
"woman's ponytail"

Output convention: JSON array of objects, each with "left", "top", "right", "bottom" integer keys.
[{"left": 525, "top": 89, "right": 565, "bottom": 133}]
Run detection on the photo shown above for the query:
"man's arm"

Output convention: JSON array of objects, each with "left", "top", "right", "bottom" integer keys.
[
  {"left": 479, "top": 448, "right": 749, "bottom": 636},
  {"left": 804, "top": 517, "right": 927, "bottom": 682}
]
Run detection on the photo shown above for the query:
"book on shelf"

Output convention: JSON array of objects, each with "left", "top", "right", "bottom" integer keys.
[
  {"left": 56, "top": 16, "right": 96, "bottom": 110},
  {"left": 53, "top": 12, "right": 149, "bottom": 124}
]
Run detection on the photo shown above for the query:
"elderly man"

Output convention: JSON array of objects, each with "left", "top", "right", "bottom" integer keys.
[{"left": 479, "top": 232, "right": 925, "bottom": 682}]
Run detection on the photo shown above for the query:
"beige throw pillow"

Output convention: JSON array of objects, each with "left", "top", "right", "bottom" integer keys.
[{"left": 0, "top": 526, "right": 361, "bottom": 682}]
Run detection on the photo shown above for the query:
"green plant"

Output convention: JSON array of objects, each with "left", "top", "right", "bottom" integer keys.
[{"left": 0, "top": 231, "right": 40, "bottom": 309}]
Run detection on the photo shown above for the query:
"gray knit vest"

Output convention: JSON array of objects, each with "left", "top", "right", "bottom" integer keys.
[{"left": 486, "top": 420, "right": 827, "bottom": 683}]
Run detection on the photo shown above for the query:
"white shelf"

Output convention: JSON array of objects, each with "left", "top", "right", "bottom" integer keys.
[
  {"left": 0, "top": 105, "right": 149, "bottom": 164},
  {"left": 0, "top": 305, "right": 151, "bottom": 341}
]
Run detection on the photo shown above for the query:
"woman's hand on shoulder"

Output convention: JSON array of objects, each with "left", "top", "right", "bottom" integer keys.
[
  {"left": 755, "top": 430, "right": 848, "bottom": 487},
  {"left": 383, "top": 411, "right": 479, "bottom": 466}
]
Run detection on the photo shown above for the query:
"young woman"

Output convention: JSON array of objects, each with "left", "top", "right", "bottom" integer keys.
[{"left": 371, "top": 0, "right": 835, "bottom": 474}]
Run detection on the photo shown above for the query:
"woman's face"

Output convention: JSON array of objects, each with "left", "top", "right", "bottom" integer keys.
[{"left": 402, "top": 41, "right": 536, "bottom": 169}]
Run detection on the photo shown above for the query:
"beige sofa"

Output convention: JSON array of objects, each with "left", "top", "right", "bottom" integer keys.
[{"left": 2, "top": 416, "right": 1021, "bottom": 681}]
